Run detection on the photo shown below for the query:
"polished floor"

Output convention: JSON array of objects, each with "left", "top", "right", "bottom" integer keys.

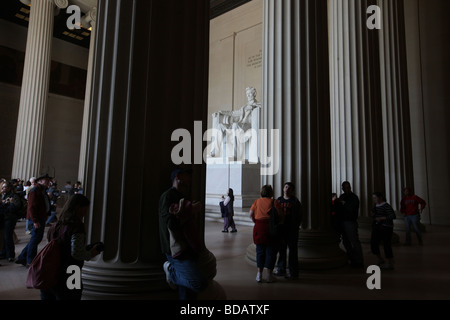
[{"left": 1, "top": 219, "right": 449, "bottom": 300}]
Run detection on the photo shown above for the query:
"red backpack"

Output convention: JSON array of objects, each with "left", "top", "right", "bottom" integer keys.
[{"left": 26, "top": 226, "right": 67, "bottom": 290}]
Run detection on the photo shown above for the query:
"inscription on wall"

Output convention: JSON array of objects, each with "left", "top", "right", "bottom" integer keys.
[{"left": 246, "top": 50, "right": 262, "bottom": 69}]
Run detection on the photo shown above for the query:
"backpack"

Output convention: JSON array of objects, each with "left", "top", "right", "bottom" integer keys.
[
  {"left": 268, "top": 200, "right": 280, "bottom": 237},
  {"left": 26, "top": 226, "right": 67, "bottom": 290}
]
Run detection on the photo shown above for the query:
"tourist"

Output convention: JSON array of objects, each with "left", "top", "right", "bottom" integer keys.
[
  {"left": 274, "top": 182, "right": 302, "bottom": 279},
  {"left": 0, "top": 181, "right": 21, "bottom": 262},
  {"left": 249, "top": 185, "right": 283, "bottom": 283},
  {"left": 371, "top": 192, "right": 396, "bottom": 270},
  {"left": 40, "top": 194, "right": 101, "bottom": 300},
  {"left": 400, "top": 187, "right": 426, "bottom": 246},
  {"left": 334, "top": 181, "right": 364, "bottom": 268},
  {"left": 221, "top": 188, "right": 237, "bottom": 233},
  {"left": 159, "top": 167, "right": 208, "bottom": 300},
  {"left": 16, "top": 174, "right": 52, "bottom": 267}
]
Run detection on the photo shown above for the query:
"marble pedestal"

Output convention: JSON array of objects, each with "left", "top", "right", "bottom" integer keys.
[{"left": 205, "top": 161, "right": 261, "bottom": 208}]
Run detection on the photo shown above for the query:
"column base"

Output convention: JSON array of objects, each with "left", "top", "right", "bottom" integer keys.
[
  {"left": 246, "top": 230, "right": 348, "bottom": 270},
  {"left": 82, "top": 260, "right": 175, "bottom": 300},
  {"left": 296, "top": 229, "right": 348, "bottom": 270}
]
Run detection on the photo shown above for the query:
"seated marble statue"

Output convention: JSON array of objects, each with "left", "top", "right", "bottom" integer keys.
[{"left": 211, "top": 87, "right": 261, "bottom": 162}]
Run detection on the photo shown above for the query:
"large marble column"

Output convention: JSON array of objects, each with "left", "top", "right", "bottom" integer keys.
[
  {"left": 328, "top": 0, "right": 386, "bottom": 219},
  {"left": 78, "top": 7, "right": 97, "bottom": 184},
  {"left": 81, "top": 0, "right": 211, "bottom": 299},
  {"left": 378, "top": 0, "right": 414, "bottom": 211},
  {"left": 11, "top": 0, "right": 61, "bottom": 180},
  {"left": 247, "top": 0, "right": 347, "bottom": 270}
]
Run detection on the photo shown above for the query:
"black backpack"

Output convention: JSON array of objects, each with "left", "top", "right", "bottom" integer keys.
[{"left": 268, "top": 200, "right": 280, "bottom": 237}]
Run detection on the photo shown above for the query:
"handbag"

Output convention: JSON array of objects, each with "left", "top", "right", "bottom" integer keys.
[
  {"left": 268, "top": 200, "right": 280, "bottom": 237},
  {"left": 219, "top": 201, "right": 226, "bottom": 218},
  {"left": 26, "top": 225, "right": 67, "bottom": 290}
]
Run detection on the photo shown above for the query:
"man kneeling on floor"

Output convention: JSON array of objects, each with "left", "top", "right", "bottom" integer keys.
[{"left": 159, "top": 167, "right": 209, "bottom": 300}]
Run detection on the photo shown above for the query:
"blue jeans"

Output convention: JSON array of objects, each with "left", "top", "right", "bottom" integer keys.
[
  {"left": 0, "top": 218, "right": 18, "bottom": 259},
  {"left": 256, "top": 244, "right": 277, "bottom": 270},
  {"left": 341, "top": 221, "right": 364, "bottom": 265},
  {"left": 165, "top": 253, "right": 207, "bottom": 300},
  {"left": 46, "top": 211, "right": 57, "bottom": 225},
  {"left": 404, "top": 214, "right": 422, "bottom": 244},
  {"left": 18, "top": 219, "right": 46, "bottom": 265},
  {"left": 26, "top": 219, "right": 33, "bottom": 232}
]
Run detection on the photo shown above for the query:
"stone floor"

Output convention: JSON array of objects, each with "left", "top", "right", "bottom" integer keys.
[{"left": 1, "top": 220, "right": 449, "bottom": 300}]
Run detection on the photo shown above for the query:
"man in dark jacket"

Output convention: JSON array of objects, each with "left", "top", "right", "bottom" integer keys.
[
  {"left": 335, "top": 181, "right": 364, "bottom": 268},
  {"left": 0, "top": 181, "right": 21, "bottom": 262},
  {"left": 16, "top": 174, "right": 51, "bottom": 267},
  {"left": 159, "top": 168, "right": 207, "bottom": 300}
]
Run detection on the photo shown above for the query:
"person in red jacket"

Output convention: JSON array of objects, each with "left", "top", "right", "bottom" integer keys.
[
  {"left": 400, "top": 187, "right": 426, "bottom": 246},
  {"left": 16, "top": 174, "right": 52, "bottom": 267}
]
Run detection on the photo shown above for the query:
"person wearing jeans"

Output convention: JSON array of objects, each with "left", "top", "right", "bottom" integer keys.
[
  {"left": 249, "top": 185, "right": 283, "bottom": 283},
  {"left": 400, "top": 187, "right": 426, "bottom": 246},
  {"left": 16, "top": 218, "right": 46, "bottom": 266},
  {"left": 159, "top": 167, "right": 208, "bottom": 300},
  {"left": 16, "top": 174, "right": 52, "bottom": 267},
  {"left": 164, "top": 253, "right": 207, "bottom": 300}
]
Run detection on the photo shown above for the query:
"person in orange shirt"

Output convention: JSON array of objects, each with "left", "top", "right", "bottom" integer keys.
[{"left": 249, "top": 185, "right": 283, "bottom": 283}]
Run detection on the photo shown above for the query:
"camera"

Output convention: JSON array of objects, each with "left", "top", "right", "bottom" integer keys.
[{"left": 86, "top": 241, "right": 105, "bottom": 253}]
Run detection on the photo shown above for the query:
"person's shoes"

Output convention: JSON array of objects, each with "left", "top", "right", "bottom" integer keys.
[
  {"left": 163, "top": 261, "right": 177, "bottom": 290},
  {"left": 230, "top": 230, "right": 237, "bottom": 233},
  {"left": 418, "top": 239, "right": 423, "bottom": 246},
  {"left": 15, "top": 259, "right": 26, "bottom": 266},
  {"left": 25, "top": 231, "right": 31, "bottom": 235},
  {"left": 8, "top": 258, "right": 15, "bottom": 263},
  {"left": 222, "top": 230, "right": 229, "bottom": 233},
  {"left": 256, "top": 272, "right": 262, "bottom": 283},
  {"left": 273, "top": 269, "right": 286, "bottom": 277}
]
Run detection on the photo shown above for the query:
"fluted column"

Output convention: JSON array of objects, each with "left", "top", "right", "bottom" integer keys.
[
  {"left": 247, "top": 0, "right": 347, "bottom": 270},
  {"left": 11, "top": 0, "right": 57, "bottom": 180},
  {"left": 379, "top": 0, "right": 414, "bottom": 211},
  {"left": 81, "top": 0, "right": 210, "bottom": 299},
  {"left": 78, "top": 7, "right": 97, "bottom": 184},
  {"left": 329, "top": 0, "right": 386, "bottom": 219}
]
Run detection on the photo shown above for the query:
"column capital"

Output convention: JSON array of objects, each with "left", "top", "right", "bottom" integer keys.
[
  {"left": 53, "top": 0, "right": 69, "bottom": 9},
  {"left": 81, "top": 6, "right": 97, "bottom": 29}
]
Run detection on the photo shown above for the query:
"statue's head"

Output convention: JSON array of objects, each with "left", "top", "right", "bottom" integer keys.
[{"left": 246, "top": 87, "right": 257, "bottom": 102}]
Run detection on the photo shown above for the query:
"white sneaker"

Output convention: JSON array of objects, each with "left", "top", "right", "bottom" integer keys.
[
  {"left": 256, "top": 272, "right": 262, "bottom": 283},
  {"left": 163, "top": 261, "right": 177, "bottom": 290}
]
